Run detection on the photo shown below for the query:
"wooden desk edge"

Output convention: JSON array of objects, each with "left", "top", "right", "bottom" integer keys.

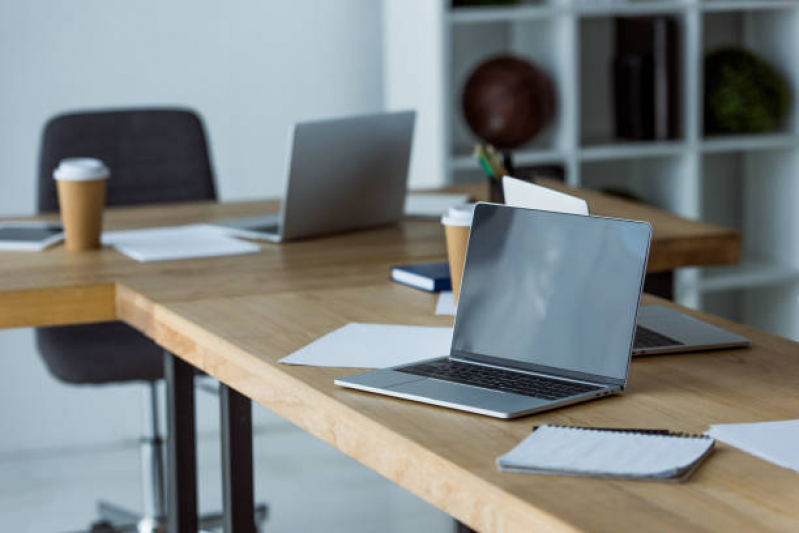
[
  {"left": 115, "top": 282, "right": 583, "bottom": 532},
  {"left": 0, "top": 283, "right": 116, "bottom": 329}
]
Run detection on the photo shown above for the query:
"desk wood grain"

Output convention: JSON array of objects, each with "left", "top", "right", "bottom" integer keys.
[
  {"left": 0, "top": 188, "right": 756, "bottom": 532},
  {"left": 115, "top": 283, "right": 799, "bottom": 533}
]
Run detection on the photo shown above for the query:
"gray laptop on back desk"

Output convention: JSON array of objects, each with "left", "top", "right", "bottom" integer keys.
[
  {"left": 336, "top": 203, "right": 653, "bottom": 418},
  {"left": 502, "top": 176, "right": 750, "bottom": 357},
  {"left": 212, "top": 110, "right": 415, "bottom": 243}
]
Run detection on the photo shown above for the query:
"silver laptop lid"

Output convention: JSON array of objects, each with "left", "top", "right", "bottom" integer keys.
[
  {"left": 280, "top": 110, "right": 415, "bottom": 241},
  {"left": 451, "top": 203, "right": 651, "bottom": 387}
]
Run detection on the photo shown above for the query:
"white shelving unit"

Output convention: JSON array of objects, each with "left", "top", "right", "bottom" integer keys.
[{"left": 383, "top": 0, "right": 799, "bottom": 340}]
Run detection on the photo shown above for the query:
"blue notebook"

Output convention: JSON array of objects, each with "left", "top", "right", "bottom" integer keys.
[{"left": 391, "top": 262, "right": 451, "bottom": 292}]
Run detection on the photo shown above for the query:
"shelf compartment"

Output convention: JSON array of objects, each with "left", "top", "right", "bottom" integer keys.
[
  {"left": 702, "top": 9, "right": 799, "bottom": 137},
  {"left": 450, "top": 17, "right": 571, "bottom": 165},
  {"left": 580, "top": 155, "right": 690, "bottom": 210},
  {"left": 579, "top": 15, "right": 686, "bottom": 147},
  {"left": 700, "top": 149, "right": 799, "bottom": 306}
]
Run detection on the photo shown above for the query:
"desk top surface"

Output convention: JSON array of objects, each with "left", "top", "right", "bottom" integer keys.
[
  {"left": 0, "top": 180, "right": 738, "bottom": 304},
  {"left": 1, "top": 183, "right": 787, "bottom": 533},
  {"left": 121, "top": 285, "right": 799, "bottom": 533}
]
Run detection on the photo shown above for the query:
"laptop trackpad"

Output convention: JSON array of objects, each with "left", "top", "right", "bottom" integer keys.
[{"left": 389, "top": 378, "right": 550, "bottom": 413}]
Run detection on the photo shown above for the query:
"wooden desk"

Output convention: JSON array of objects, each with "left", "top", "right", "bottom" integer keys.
[
  {"left": 124, "top": 285, "right": 799, "bottom": 533},
  {"left": 0, "top": 190, "right": 765, "bottom": 533},
  {"left": 446, "top": 179, "right": 740, "bottom": 273}
]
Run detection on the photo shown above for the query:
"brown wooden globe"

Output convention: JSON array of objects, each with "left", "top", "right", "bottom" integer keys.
[{"left": 462, "top": 55, "right": 556, "bottom": 149}]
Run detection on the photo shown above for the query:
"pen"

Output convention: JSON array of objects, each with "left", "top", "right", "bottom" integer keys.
[
  {"left": 486, "top": 144, "right": 508, "bottom": 177},
  {"left": 473, "top": 145, "right": 496, "bottom": 178}
]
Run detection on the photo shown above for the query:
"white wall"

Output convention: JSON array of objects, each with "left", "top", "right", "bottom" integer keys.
[{"left": 0, "top": 0, "right": 384, "bottom": 455}]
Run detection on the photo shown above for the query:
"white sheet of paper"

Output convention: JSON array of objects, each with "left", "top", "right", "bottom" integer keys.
[
  {"left": 502, "top": 176, "right": 589, "bottom": 215},
  {"left": 279, "top": 323, "right": 454, "bottom": 368},
  {"left": 707, "top": 419, "right": 799, "bottom": 473},
  {"left": 103, "top": 224, "right": 261, "bottom": 262},
  {"left": 435, "top": 291, "right": 456, "bottom": 316},
  {"left": 498, "top": 425, "right": 714, "bottom": 478},
  {"left": 405, "top": 193, "right": 470, "bottom": 218}
]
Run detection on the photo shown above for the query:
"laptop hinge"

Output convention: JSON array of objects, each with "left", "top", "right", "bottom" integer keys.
[{"left": 449, "top": 350, "right": 624, "bottom": 388}]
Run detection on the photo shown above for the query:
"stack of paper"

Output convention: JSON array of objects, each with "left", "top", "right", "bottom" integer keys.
[
  {"left": 103, "top": 224, "right": 261, "bottom": 262},
  {"left": 498, "top": 425, "right": 715, "bottom": 482},
  {"left": 707, "top": 419, "right": 799, "bottom": 473},
  {"left": 279, "top": 323, "right": 453, "bottom": 368}
]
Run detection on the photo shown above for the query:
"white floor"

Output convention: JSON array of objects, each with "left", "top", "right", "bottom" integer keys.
[{"left": 0, "top": 407, "right": 453, "bottom": 533}]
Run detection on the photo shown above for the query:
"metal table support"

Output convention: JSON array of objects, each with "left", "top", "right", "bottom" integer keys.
[
  {"left": 164, "top": 352, "right": 198, "bottom": 533},
  {"left": 220, "top": 383, "right": 256, "bottom": 533}
]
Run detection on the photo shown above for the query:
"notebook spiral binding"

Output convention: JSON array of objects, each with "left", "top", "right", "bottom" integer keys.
[{"left": 532, "top": 425, "right": 711, "bottom": 439}]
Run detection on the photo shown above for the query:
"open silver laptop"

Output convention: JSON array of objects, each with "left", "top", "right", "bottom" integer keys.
[
  {"left": 212, "top": 111, "right": 415, "bottom": 243},
  {"left": 503, "top": 176, "right": 750, "bottom": 356},
  {"left": 336, "top": 203, "right": 652, "bottom": 419}
]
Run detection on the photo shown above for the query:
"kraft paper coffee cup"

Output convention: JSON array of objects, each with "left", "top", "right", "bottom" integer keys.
[
  {"left": 53, "top": 158, "right": 109, "bottom": 251},
  {"left": 441, "top": 204, "right": 475, "bottom": 304}
]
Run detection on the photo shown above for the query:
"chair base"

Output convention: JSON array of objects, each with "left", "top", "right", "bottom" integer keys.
[{"left": 92, "top": 500, "right": 268, "bottom": 533}]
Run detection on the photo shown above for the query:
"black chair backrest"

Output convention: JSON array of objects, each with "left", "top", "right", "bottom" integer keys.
[
  {"left": 38, "top": 108, "right": 216, "bottom": 212},
  {"left": 35, "top": 108, "right": 217, "bottom": 384}
]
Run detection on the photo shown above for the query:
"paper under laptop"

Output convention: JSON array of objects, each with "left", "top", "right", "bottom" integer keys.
[{"left": 279, "top": 323, "right": 453, "bottom": 368}]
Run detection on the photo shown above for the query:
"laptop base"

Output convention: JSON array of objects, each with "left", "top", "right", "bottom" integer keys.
[
  {"left": 335, "top": 362, "right": 617, "bottom": 419},
  {"left": 633, "top": 306, "right": 750, "bottom": 356},
  {"left": 210, "top": 214, "right": 282, "bottom": 243}
]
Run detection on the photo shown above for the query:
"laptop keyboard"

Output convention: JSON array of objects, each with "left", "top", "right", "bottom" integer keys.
[
  {"left": 251, "top": 224, "right": 279, "bottom": 233},
  {"left": 634, "top": 325, "right": 683, "bottom": 350},
  {"left": 397, "top": 360, "right": 602, "bottom": 400}
]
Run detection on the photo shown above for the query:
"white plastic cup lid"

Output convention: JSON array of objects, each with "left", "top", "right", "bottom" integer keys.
[
  {"left": 53, "top": 158, "right": 110, "bottom": 181},
  {"left": 441, "top": 203, "right": 475, "bottom": 227}
]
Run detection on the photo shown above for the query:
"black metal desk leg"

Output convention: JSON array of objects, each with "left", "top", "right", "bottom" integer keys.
[
  {"left": 220, "top": 383, "right": 256, "bottom": 533},
  {"left": 455, "top": 520, "right": 477, "bottom": 532},
  {"left": 644, "top": 270, "right": 675, "bottom": 300},
  {"left": 164, "top": 351, "right": 198, "bottom": 533}
]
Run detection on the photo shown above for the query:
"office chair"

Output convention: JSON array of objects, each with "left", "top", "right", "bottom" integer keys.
[{"left": 37, "top": 108, "right": 266, "bottom": 533}]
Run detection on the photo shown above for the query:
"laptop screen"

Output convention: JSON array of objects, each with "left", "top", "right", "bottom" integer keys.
[{"left": 451, "top": 203, "right": 651, "bottom": 385}]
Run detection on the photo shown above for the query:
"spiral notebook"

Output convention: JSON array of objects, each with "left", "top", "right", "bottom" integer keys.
[{"left": 497, "top": 425, "right": 714, "bottom": 482}]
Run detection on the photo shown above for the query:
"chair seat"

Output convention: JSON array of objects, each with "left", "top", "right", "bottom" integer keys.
[{"left": 36, "top": 322, "right": 164, "bottom": 384}]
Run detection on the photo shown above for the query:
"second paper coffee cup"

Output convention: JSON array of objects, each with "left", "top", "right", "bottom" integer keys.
[
  {"left": 441, "top": 204, "right": 475, "bottom": 304},
  {"left": 54, "top": 158, "right": 109, "bottom": 251}
]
